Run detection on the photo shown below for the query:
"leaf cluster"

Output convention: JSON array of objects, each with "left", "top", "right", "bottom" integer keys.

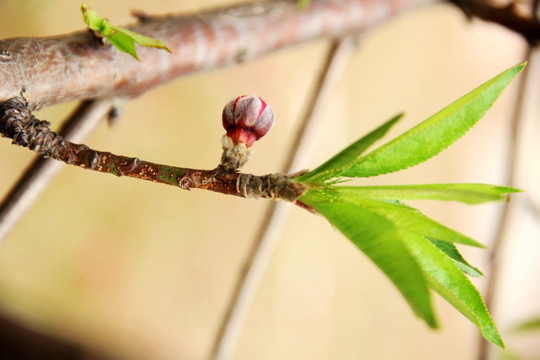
[{"left": 294, "top": 62, "right": 526, "bottom": 347}]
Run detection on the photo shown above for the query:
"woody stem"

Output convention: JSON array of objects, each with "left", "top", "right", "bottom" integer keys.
[{"left": 0, "top": 98, "right": 307, "bottom": 202}]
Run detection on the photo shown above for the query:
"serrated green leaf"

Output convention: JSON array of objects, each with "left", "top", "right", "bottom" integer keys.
[
  {"left": 402, "top": 231, "right": 504, "bottom": 348},
  {"left": 316, "top": 188, "right": 485, "bottom": 248},
  {"left": 426, "top": 238, "right": 483, "bottom": 277},
  {"left": 339, "top": 62, "right": 525, "bottom": 177},
  {"left": 326, "top": 183, "right": 521, "bottom": 204},
  {"left": 301, "top": 191, "right": 437, "bottom": 328},
  {"left": 294, "top": 114, "right": 402, "bottom": 183}
]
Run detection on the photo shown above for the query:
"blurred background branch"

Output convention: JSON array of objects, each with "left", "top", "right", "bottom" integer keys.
[
  {"left": 449, "top": 0, "right": 540, "bottom": 43},
  {"left": 210, "top": 36, "right": 357, "bottom": 360},
  {"left": 0, "top": 99, "right": 117, "bottom": 244}
]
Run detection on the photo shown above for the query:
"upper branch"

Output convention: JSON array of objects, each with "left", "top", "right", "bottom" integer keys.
[
  {"left": 449, "top": 0, "right": 540, "bottom": 44},
  {"left": 0, "top": 0, "right": 425, "bottom": 109}
]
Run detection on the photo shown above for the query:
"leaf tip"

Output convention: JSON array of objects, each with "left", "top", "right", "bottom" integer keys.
[
  {"left": 426, "top": 315, "right": 439, "bottom": 329},
  {"left": 128, "top": 49, "right": 140, "bottom": 61},
  {"left": 81, "top": 3, "right": 91, "bottom": 23},
  {"left": 478, "top": 242, "right": 489, "bottom": 250},
  {"left": 496, "top": 185, "right": 522, "bottom": 203},
  {"left": 491, "top": 335, "right": 506, "bottom": 349},
  {"left": 503, "top": 186, "right": 523, "bottom": 194},
  {"left": 393, "top": 112, "right": 405, "bottom": 121}
]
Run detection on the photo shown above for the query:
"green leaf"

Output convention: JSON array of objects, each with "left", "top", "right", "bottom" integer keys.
[
  {"left": 106, "top": 31, "right": 139, "bottom": 60},
  {"left": 292, "top": 64, "right": 525, "bottom": 348},
  {"left": 111, "top": 25, "right": 171, "bottom": 52},
  {"left": 338, "top": 62, "right": 525, "bottom": 177},
  {"left": 426, "top": 238, "right": 483, "bottom": 277},
  {"left": 327, "top": 183, "right": 521, "bottom": 204},
  {"left": 294, "top": 114, "right": 402, "bottom": 183},
  {"left": 81, "top": 4, "right": 104, "bottom": 32},
  {"left": 302, "top": 187, "right": 504, "bottom": 346},
  {"left": 315, "top": 187, "right": 485, "bottom": 247},
  {"left": 301, "top": 190, "right": 437, "bottom": 328},
  {"left": 81, "top": 4, "right": 171, "bottom": 61},
  {"left": 402, "top": 231, "right": 504, "bottom": 347}
]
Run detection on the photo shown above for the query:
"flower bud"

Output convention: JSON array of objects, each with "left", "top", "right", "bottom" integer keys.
[{"left": 222, "top": 95, "right": 275, "bottom": 147}]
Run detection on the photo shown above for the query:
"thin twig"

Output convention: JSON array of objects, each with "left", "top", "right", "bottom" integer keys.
[
  {"left": 476, "top": 46, "right": 535, "bottom": 360},
  {"left": 0, "top": 98, "right": 308, "bottom": 203},
  {"left": 209, "top": 36, "right": 357, "bottom": 360},
  {"left": 0, "top": 99, "right": 115, "bottom": 243}
]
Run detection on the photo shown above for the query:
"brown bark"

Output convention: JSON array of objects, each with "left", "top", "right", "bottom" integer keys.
[
  {"left": 0, "top": 0, "right": 425, "bottom": 109},
  {"left": 0, "top": 98, "right": 308, "bottom": 202},
  {"left": 450, "top": 0, "right": 540, "bottom": 44}
]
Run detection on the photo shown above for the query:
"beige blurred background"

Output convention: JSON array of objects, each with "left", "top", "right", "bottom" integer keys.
[{"left": 0, "top": 0, "right": 538, "bottom": 359}]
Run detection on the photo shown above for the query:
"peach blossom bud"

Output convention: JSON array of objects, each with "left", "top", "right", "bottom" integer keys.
[{"left": 222, "top": 95, "right": 275, "bottom": 147}]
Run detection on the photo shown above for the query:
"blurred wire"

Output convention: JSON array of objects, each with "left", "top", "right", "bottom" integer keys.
[
  {"left": 209, "top": 35, "right": 357, "bottom": 360},
  {"left": 0, "top": 99, "right": 117, "bottom": 243},
  {"left": 477, "top": 39, "right": 539, "bottom": 360}
]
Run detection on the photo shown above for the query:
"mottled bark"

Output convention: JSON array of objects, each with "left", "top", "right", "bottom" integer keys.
[
  {"left": 0, "top": 0, "right": 425, "bottom": 109},
  {"left": 0, "top": 98, "right": 307, "bottom": 202}
]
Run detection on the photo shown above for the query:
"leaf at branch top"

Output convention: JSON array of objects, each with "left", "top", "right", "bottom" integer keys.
[
  {"left": 294, "top": 114, "right": 402, "bottom": 183},
  {"left": 426, "top": 237, "right": 483, "bottom": 277},
  {"left": 336, "top": 62, "right": 525, "bottom": 177},
  {"left": 81, "top": 4, "right": 171, "bottom": 61},
  {"left": 328, "top": 183, "right": 521, "bottom": 204},
  {"left": 402, "top": 231, "right": 504, "bottom": 348},
  {"left": 301, "top": 190, "right": 437, "bottom": 328}
]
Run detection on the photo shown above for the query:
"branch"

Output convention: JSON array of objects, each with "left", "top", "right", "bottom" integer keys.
[
  {"left": 0, "top": 98, "right": 307, "bottom": 202},
  {"left": 0, "top": 309, "right": 87, "bottom": 360},
  {"left": 0, "top": 0, "right": 426, "bottom": 109},
  {"left": 449, "top": 0, "right": 540, "bottom": 43},
  {"left": 0, "top": 99, "right": 115, "bottom": 242}
]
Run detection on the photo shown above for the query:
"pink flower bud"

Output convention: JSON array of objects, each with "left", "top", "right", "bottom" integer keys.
[{"left": 222, "top": 95, "right": 275, "bottom": 147}]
